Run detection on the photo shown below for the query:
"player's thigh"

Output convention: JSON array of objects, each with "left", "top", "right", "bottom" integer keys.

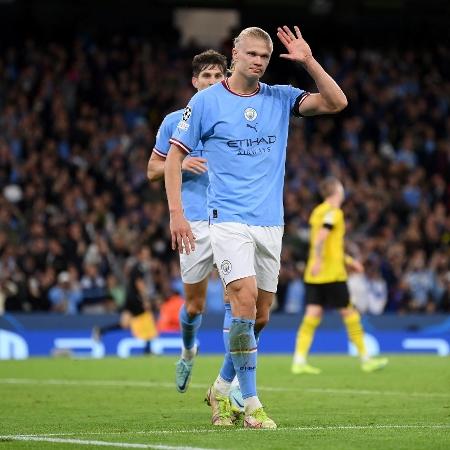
[
  {"left": 324, "top": 282, "right": 351, "bottom": 309},
  {"left": 252, "top": 226, "right": 283, "bottom": 293},
  {"left": 210, "top": 222, "right": 256, "bottom": 287},
  {"left": 180, "top": 221, "right": 214, "bottom": 285},
  {"left": 305, "top": 283, "right": 327, "bottom": 309}
]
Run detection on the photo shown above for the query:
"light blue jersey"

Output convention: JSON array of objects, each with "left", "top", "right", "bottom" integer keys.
[
  {"left": 154, "top": 109, "right": 208, "bottom": 221},
  {"left": 170, "top": 79, "right": 308, "bottom": 226}
]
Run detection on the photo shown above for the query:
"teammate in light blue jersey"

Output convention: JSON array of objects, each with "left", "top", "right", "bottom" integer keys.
[
  {"left": 166, "top": 25, "right": 347, "bottom": 429},
  {"left": 152, "top": 110, "right": 209, "bottom": 222},
  {"left": 148, "top": 50, "right": 230, "bottom": 401}
]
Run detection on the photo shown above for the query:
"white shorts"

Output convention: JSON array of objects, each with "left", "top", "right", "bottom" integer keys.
[
  {"left": 210, "top": 222, "right": 283, "bottom": 293},
  {"left": 179, "top": 220, "right": 214, "bottom": 284}
]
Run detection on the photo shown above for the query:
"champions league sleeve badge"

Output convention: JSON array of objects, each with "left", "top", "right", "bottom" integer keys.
[{"left": 177, "top": 106, "right": 192, "bottom": 131}]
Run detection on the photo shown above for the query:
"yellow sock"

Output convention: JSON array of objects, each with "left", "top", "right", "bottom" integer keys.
[
  {"left": 294, "top": 315, "right": 321, "bottom": 362},
  {"left": 343, "top": 311, "right": 367, "bottom": 359}
]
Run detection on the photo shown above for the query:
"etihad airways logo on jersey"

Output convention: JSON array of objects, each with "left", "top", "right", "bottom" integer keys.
[
  {"left": 227, "top": 135, "right": 277, "bottom": 157},
  {"left": 227, "top": 136, "right": 276, "bottom": 148}
]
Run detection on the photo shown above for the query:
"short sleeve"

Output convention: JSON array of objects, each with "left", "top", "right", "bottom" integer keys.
[
  {"left": 153, "top": 115, "right": 176, "bottom": 158},
  {"left": 170, "top": 91, "right": 205, "bottom": 154},
  {"left": 273, "top": 84, "right": 309, "bottom": 117},
  {"left": 323, "top": 209, "right": 336, "bottom": 227}
]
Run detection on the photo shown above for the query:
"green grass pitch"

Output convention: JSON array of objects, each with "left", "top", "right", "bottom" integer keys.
[{"left": 0, "top": 355, "right": 449, "bottom": 449}]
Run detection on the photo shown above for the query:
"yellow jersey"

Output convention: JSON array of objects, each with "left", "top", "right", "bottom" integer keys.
[{"left": 304, "top": 201, "right": 347, "bottom": 283}]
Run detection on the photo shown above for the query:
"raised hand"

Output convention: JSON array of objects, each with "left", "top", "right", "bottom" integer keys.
[
  {"left": 277, "top": 25, "right": 313, "bottom": 64},
  {"left": 182, "top": 156, "right": 208, "bottom": 175}
]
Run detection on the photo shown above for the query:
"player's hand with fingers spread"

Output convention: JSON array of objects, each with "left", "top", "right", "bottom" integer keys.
[
  {"left": 169, "top": 210, "right": 196, "bottom": 254},
  {"left": 277, "top": 25, "right": 313, "bottom": 65},
  {"left": 182, "top": 156, "right": 208, "bottom": 175}
]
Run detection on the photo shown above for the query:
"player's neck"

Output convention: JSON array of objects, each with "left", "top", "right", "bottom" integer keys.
[
  {"left": 326, "top": 196, "right": 341, "bottom": 208},
  {"left": 227, "top": 73, "right": 259, "bottom": 95}
]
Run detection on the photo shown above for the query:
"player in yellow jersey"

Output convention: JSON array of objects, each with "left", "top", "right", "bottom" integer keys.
[{"left": 292, "top": 177, "right": 388, "bottom": 374}]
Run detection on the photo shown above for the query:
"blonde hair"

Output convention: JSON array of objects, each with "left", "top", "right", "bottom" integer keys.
[
  {"left": 319, "top": 176, "right": 342, "bottom": 199},
  {"left": 230, "top": 27, "right": 273, "bottom": 72}
]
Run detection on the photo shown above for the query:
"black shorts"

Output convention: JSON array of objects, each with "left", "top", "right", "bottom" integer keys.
[
  {"left": 123, "top": 299, "right": 145, "bottom": 317},
  {"left": 305, "top": 281, "right": 350, "bottom": 309}
]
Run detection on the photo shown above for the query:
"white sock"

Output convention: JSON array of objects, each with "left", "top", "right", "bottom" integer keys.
[
  {"left": 182, "top": 345, "right": 197, "bottom": 361},
  {"left": 361, "top": 355, "right": 370, "bottom": 363},
  {"left": 230, "top": 376, "right": 240, "bottom": 389},
  {"left": 213, "top": 375, "right": 232, "bottom": 396},
  {"left": 244, "top": 396, "right": 263, "bottom": 415},
  {"left": 293, "top": 354, "right": 306, "bottom": 365}
]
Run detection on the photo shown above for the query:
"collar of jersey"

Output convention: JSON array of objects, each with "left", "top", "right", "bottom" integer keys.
[{"left": 222, "top": 78, "right": 260, "bottom": 97}]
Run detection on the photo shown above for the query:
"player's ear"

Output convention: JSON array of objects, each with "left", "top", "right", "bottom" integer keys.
[
  {"left": 232, "top": 47, "right": 238, "bottom": 62},
  {"left": 192, "top": 76, "right": 198, "bottom": 89}
]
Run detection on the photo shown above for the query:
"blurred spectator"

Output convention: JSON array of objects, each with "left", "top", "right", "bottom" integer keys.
[
  {"left": 283, "top": 263, "right": 306, "bottom": 314},
  {"left": 92, "top": 246, "right": 158, "bottom": 347},
  {"left": 157, "top": 291, "right": 184, "bottom": 333},
  {"left": 79, "top": 263, "right": 112, "bottom": 313},
  {"left": 348, "top": 260, "right": 388, "bottom": 315},
  {"left": 48, "top": 271, "right": 82, "bottom": 314},
  {"left": 402, "top": 250, "right": 439, "bottom": 313}
]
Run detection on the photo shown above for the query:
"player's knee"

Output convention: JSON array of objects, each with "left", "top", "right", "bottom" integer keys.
[
  {"left": 339, "top": 306, "right": 355, "bottom": 318},
  {"left": 184, "top": 300, "right": 205, "bottom": 316},
  {"left": 306, "top": 305, "right": 323, "bottom": 318},
  {"left": 228, "top": 279, "right": 257, "bottom": 302}
]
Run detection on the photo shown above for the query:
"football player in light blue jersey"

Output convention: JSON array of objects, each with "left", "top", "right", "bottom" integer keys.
[
  {"left": 148, "top": 50, "right": 229, "bottom": 397},
  {"left": 165, "top": 26, "right": 347, "bottom": 429},
  {"left": 149, "top": 51, "right": 265, "bottom": 425}
]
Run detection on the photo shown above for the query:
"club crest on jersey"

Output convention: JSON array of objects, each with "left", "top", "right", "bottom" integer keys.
[
  {"left": 220, "top": 260, "right": 232, "bottom": 276},
  {"left": 182, "top": 106, "right": 192, "bottom": 121},
  {"left": 244, "top": 107, "right": 257, "bottom": 121}
]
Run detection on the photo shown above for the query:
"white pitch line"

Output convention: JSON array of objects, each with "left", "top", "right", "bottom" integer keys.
[
  {"left": 4, "top": 424, "right": 450, "bottom": 439},
  {"left": 0, "top": 436, "right": 217, "bottom": 450},
  {"left": 1, "top": 377, "right": 449, "bottom": 399}
]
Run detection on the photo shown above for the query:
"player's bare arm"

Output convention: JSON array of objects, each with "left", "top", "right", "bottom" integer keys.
[
  {"left": 148, "top": 152, "right": 166, "bottom": 182},
  {"left": 345, "top": 254, "right": 365, "bottom": 273},
  {"left": 311, "top": 226, "right": 330, "bottom": 276},
  {"left": 148, "top": 152, "right": 208, "bottom": 182},
  {"left": 277, "top": 25, "right": 348, "bottom": 116},
  {"left": 165, "top": 144, "right": 196, "bottom": 254},
  {"left": 182, "top": 156, "right": 208, "bottom": 175}
]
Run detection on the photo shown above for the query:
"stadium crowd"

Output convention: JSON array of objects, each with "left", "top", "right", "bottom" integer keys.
[{"left": 0, "top": 35, "right": 448, "bottom": 316}]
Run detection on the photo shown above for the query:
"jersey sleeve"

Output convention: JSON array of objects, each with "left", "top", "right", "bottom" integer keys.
[
  {"left": 322, "top": 208, "right": 337, "bottom": 229},
  {"left": 169, "top": 91, "right": 205, "bottom": 154},
  {"left": 153, "top": 115, "right": 176, "bottom": 158},
  {"left": 274, "top": 84, "right": 310, "bottom": 117}
]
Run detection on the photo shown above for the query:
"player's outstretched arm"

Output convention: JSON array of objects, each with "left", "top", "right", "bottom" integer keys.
[
  {"left": 165, "top": 144, "right": 196, "bottom": 255},
  {"left": 277, "top": 25, "right": 347, "bottom": 116}
]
